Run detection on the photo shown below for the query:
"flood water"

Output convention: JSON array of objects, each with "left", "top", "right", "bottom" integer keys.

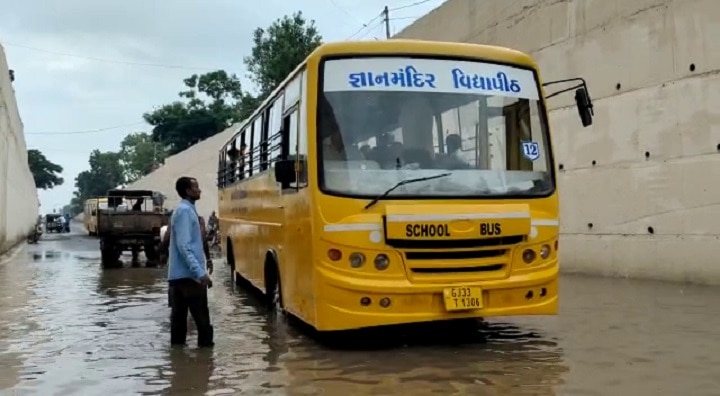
[{"left": 1, "top": 225, "right": 719, "bottom": 395}]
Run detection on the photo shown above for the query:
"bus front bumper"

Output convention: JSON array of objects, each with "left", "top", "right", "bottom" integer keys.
[{"left": 314, "top": 263, "right": 558, "bottom": 331}]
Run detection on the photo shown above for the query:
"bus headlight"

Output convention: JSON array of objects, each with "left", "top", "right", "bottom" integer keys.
[
  {"left": 349, "top": 252, "right": 365, "bottom": 268},
  {"left": 374, "top": 254, "right": 390, "bottom": 270},
  {"left": 522, "top": 249, "right": 536, "bottom": 264},
  {"left": 540, "top": 244, "right": 551, "bottom": 259}
]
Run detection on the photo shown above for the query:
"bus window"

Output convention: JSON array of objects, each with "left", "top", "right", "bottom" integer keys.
[
  {"left": 252, "top": 116, "right": 264, "bottom": 174},
  {"left": 318, "top": 61, "right": 552, "bottom": 198},
  {"left": 281, "top": 108, "right": 305, "bottom": 188},
  {"left": 268, "top": 98, "right": 283, "bottom": 167},
  {"left": 238, "top": 130, "right": 249, "bottom": 180}
]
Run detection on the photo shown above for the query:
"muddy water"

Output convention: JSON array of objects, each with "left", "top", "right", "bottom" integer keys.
[{"left": 1, "top": 229, "right": 719, "bottom": 395}]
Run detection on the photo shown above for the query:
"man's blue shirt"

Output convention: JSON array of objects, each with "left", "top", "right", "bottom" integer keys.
[{"left": 168, "top": 199, "right": 206, "bottom": 281}]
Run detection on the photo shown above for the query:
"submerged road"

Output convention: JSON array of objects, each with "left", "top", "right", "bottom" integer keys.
[{"left": 0, "top": 224, "right": 719, "bottom": 395}]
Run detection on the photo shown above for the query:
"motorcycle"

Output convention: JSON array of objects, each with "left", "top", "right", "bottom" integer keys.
[{"left": 27, "top": 227, "right": 42, "bottom": 244}]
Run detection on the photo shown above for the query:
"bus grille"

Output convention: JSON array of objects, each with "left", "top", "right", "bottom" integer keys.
[
  {"left": 405, "top": 249, "right": 506, "bottom": 260},
  {"left": 410, "top": 264, "right": 504, "bottom": 274},
  {"left": 386, "top": 235, "right": 524, "bottom": 249}
]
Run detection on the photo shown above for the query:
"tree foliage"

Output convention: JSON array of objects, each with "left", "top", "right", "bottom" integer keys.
[
  {"left": 66, "top": 11, "right": 324, "bottom": 210},
  {"left": 143, "top": 70, "right": 253, "bottom": 155},
  {"left": 27, "top": 149, "right": 64, "bottom": 190},
  {"left": 74, "top": 150, "right": 125, "bottom": 201},
  {"left": 244, "top": 11, "right": 323, "bottom": 98},
  {"left": 119, "top": 132, "right": 168, "bottom": 183}
]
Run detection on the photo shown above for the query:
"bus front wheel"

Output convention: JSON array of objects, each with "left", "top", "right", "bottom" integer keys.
[
  {"left": 226, "top": 239, "right": 239, "bottom": 286},
  {"left": 264, "top": 259, "right": 284, "bottom": 313}
]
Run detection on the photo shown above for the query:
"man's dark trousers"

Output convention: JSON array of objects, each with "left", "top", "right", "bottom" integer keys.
[{"left": 169, "top": 278, "right": 214, "bottom": 347}]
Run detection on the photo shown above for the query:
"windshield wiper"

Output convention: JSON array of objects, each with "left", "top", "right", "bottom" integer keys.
[{"left": 364, "top": 173, "right": 451, "bottom": 210}]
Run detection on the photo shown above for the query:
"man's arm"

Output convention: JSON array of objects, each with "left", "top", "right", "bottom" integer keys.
[
  {"left": 203, "top": 238, "right": 211, "bottom": 259},
  {"left": 159, "top": 224, "right": 170, "bottom": 266},
  {"left": 198, "top": 216, "right": 213, "bottom": 274},
  {"left": 172, "top": 208, "right": 207, "bottom": 281}
]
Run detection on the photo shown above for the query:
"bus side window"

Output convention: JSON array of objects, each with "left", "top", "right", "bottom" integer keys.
[
  {"left": 253, "top": 116, "right": 265, "bottom": 173},
  {"left": 282, "top": 108, "right": 306, "bottom": 189},
  {"left": 297, "top": 70, "right": 308, "bottom": 188},
  {"left": 239, "top": 130, "right": 249, "bottom": 180},
  {"left": 247, "top": 124, "right": 256, "bottom": 178},
  {"left": 268, "top": 98, "right": 283, "bottom": 168},
  {"left": 260, "top": 110, "right": 270, "bottom": 170}
]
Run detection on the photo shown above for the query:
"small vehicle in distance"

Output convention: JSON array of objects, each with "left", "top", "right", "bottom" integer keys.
[
  {"left": 96, "top": 189, "right": 169, "bottom": 269},
  {"left": 44, "top": 214, "right": 65, "bottom": 233}
]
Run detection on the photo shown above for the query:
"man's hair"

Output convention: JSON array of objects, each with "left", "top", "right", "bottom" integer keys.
[{"left": 175, "top": 176, "right": 195, "bottom": 199}]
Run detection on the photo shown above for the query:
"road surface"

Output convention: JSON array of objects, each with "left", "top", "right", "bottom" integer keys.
[{"left": 1, "top": 225, "right": 719, "bottom": 395}]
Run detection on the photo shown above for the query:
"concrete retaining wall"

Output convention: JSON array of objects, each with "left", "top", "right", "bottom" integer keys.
[
  {"left": 126, "top": 124, "right": 239, "bottom": 219},
  {"left": 397, "top": 0, "right": 720, "bottom": 284},
  {"left": 0, "top": 43, "right": 40, "bottom": 253}
]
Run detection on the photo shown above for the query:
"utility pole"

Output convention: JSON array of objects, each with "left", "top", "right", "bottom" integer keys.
[{"left": 383, "top": 6, "right": 391, "bottom": 39}]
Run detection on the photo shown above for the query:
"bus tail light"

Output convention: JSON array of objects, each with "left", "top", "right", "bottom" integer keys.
[
  {"left": 374, "top": 254, "right": 390, "bottom": 270},
  {"left": 540, "top": 244, "right": 551, "bottom": 259},
  {"left": 328, "top": 249, "right": 342, "bottom": 261},
  {"left": 522, "top": 249, "right": 536, "bottom": 264},
  {"left": 349, "top": 252, "right": 365, "bottom": 268}
]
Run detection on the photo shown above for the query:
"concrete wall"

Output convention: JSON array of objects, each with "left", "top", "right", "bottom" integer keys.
[
  {"left": 396, "top": 0, "right": 720, "bottom": 284},
  {"left": 0, "top": 43, "right": 39, "bottom": 254},
  {"left": 126, "top": 124, "right": 240, "bottom": 219}
]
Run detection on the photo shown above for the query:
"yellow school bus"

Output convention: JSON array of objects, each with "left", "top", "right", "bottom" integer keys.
[
  {"left": 217, "top": 39, "right": 594, "bottom": 332},
  {"left": 83, "top": 197, "right": 108, "bottom": 236}
]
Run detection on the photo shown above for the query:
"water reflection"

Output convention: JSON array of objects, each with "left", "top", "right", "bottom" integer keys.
[
  {"left": 198, "top": 277, "right": 569, "bottom": 395},
  {"left": 6, "top": 236, "right": 720, "bottom": 395},
  {"left": 161, "top": 348, "right": 215, "bottom": 396},
  {"left": 96, "top": 268, "right": 165, "bottom": 297},
  {"left": 29, "top": 250, "right": 70, "bottom": 262},
  {"left": 278, "top": 322, "right": 567, "bottom": 395}
]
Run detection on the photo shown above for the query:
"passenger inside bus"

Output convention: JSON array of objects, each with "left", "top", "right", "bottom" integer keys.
[
  {"left": 322, "top": 116, "right": 364, "bottom": 162},
  {"left": 437, "top": 134, "right": 471, "bottom": 170}
]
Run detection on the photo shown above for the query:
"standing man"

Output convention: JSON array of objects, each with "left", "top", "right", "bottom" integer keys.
[
  {"left": 168, "top": 176, "right": 214, "bottom": 348},
  {"left": 161, "top": 212, "right": 213, "bottom": 308}
]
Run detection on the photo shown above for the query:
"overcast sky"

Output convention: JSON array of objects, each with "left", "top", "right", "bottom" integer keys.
[{"left": 1, "top": 0, "right": 445, "bottom": 212}]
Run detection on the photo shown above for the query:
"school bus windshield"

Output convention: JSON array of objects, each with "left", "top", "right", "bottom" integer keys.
[{"left": 318, "top": 56, "right": 553, "bottom": 199}]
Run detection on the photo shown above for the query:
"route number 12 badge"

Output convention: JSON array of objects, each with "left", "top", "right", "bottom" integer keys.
[{"left": 521, "top": 141, "right": 540, "bottom": 161}]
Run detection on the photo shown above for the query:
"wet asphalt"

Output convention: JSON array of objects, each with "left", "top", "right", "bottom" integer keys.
[{"left": 0, "top": 224, "right": 719, "bottom": 395}]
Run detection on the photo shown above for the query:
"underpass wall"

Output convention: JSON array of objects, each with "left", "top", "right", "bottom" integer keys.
[
  {"left": 0, "top": 43, "right": 40, "bottom": 254},
  {"left": 126, "top": 124, "right": 239, "bottom": 219},
  {"left": 396, "top": 0, "right": 720, "bottom": 284}
]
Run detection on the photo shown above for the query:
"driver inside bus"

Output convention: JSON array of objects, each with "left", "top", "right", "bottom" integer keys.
[{"left": 322, "top": 120, "right": 364, "bottom": 162}]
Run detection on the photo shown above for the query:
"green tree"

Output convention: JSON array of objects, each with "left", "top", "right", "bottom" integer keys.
[
  {"left": 143, "top": 70, "right": 255, "bottom": 155},
  {"left": 141, "top": 12, "right": 322, "bottom": 156},
  {"left": 27, "top": 149, "right": 64, "bottom": 189},
  {"left": 119, "top": 132, "right": 168, "bottom": 183},
  {"left": 244, "top": 11, "right": 323, "bottom": 98},
  {"left": 74, "top": 150, "right": 125, "bottom": 200}
]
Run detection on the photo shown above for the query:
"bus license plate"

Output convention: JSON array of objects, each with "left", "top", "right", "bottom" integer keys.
[{"left": 443, "top": 287, "right": 483, "bottom": 311}]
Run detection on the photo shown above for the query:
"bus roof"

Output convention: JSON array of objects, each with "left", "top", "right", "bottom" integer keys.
[
  {"left": 220, "top": 39, "right": 538, "bottom": 152},
  {"left": 312, "top": 40, "right": 537, "bottom": 67}
]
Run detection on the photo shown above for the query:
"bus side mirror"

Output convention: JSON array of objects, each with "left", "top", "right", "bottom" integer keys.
[
  {"left": 575, "top": 87, "right": 594, "bottom": 127},
  {"left": 274, "top": 159, "right": 297, "bottom": 184}
]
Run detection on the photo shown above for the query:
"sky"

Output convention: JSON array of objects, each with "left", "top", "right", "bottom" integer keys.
[{"left": 0, "top": 0, "right": 446, "bottom": 213}]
